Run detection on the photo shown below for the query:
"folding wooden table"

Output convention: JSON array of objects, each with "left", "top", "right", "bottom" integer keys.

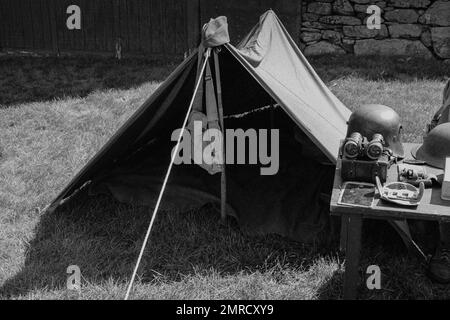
[{"left": 330, "top": 143, "right": 450, "bottom": 299}]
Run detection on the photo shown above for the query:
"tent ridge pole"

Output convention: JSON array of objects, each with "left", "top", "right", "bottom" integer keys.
[
  {"left": 213, "top": 47, "right": 227, "bottom": 222},
  {"left": 124, "top": 48, "right": 211, "bottom": 300}
]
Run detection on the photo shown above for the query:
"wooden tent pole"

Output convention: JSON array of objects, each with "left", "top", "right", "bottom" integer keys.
[
  {"left": 124, "top": 48, "right": 211, "bottom": 300},
  {"left": 214, "top": 48, "right": 227, "bottom": 222}
]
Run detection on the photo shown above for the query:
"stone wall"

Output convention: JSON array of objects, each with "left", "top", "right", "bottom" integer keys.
[{"left": 300, "top": 0, "right": 450, "bottom": 61}]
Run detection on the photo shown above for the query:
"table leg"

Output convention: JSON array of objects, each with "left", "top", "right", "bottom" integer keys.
[
  {"left": 342, "top": 213, "right": 362, "bottom": 300},
  {"left": 340, "top": 215, "right": 349, "bottom": 252}
]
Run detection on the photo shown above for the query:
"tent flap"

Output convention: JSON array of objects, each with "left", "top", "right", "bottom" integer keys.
[{"left": 230, "top": 10, "right": 351, "bottom": 162}]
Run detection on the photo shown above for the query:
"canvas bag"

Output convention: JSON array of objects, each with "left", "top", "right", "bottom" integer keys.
[{"left": 187, "top": 16, "right": 230, "bottom": 175}]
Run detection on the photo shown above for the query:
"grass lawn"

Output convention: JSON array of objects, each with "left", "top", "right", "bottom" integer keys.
[{"left": 1, "top": 54, "right": 450, "bottom": 300}]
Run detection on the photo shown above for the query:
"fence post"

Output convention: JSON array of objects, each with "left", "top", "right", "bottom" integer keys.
[
  {"left": 48, "top": 0, "right": 59, "bottom": 56},
  {"left": 186, "top": 0, "right": 201, "bottom": 52}
]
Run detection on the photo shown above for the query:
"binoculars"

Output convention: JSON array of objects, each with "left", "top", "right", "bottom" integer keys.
[{"left": 343, "top": 132, "right": 385, "bottom": 160}]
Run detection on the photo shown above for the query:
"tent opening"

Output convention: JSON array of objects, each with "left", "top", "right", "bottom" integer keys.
[{"left": 89, "top": 106, "right": 335, "bottom": 243}]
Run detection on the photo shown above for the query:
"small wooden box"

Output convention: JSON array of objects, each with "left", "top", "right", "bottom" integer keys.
[{"left": 340, "top": 158, "right": 389, "bottom": 183}]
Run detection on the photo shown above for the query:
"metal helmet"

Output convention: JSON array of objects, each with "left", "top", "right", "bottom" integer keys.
[
  {"left": 438, "top": 105, "right": 450, "bottom": 126},
  {"left": 440, "top": 79, "right": 450, "bottom": 126},
  {"left": 346, "top": 104, "right": 404, "bottom": 158},
  {"left": 412, "top": 122, "right": 450, "bottom": 169},
  {"left": 428, "top": 80, "right": 450, "bottom": 132}
]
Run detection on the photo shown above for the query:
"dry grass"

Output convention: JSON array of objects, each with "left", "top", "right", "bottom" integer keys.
[{"left": 1, "top": 54, "right": 450, "bottom": 300}]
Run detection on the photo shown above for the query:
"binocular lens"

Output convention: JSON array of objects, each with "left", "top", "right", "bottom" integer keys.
[
  {"left": 344, "top": 141, "right": 359, "bottom": 158},
  {"left": 366, "top": 143, "right": 383, "bottom": 159},
  {"left": 343, "top": 132, "right": 363, "bottom": 159},
  {"left": 366, "top": 134, "right": 384, "bottom": 160}
]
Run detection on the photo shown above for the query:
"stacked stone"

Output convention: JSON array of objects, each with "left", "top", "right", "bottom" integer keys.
[{"left": 300, "top": 0, "right": 450, "bottom": 60}]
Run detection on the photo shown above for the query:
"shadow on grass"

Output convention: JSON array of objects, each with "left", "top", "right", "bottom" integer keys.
[
  {"left": 0, "top": 189, "right": 339, "bottom": 298},
  {"left": 308, "top": 55, "right": 450, "bottom": 84},
  {"left": 0, "top": 55, "right": 179, "bottom": 107},
  {"left": 317, "top": 219, "right": 443, "bottom": 300},
  {"left": 2, "top": 188, "right": 444, "bottom": 299},
  {"left": 1, "top": 54, "right": 448, "bottom": 108}
]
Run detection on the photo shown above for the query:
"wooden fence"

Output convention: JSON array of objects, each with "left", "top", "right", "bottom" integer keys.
[{"left": 0, "top": 0, "right": 301, "bottom": 58}]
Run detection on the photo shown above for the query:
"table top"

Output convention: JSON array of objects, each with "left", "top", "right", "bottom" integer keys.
[{"left": 330, "top": 143, "right": 450, "bottom": 221}]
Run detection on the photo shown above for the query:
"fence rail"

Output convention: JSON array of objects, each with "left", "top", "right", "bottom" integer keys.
[{"left": 0, "top": 0, "right": 300, "bottom": 58}]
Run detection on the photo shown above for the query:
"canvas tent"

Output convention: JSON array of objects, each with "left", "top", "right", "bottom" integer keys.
[{"left": 47, "top": 10, "right": 352, "bottom": 243}]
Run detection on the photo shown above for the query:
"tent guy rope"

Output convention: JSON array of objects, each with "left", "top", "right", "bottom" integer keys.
[{"left": 124, "top": 48, "right": 211, "bottom": 300}]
